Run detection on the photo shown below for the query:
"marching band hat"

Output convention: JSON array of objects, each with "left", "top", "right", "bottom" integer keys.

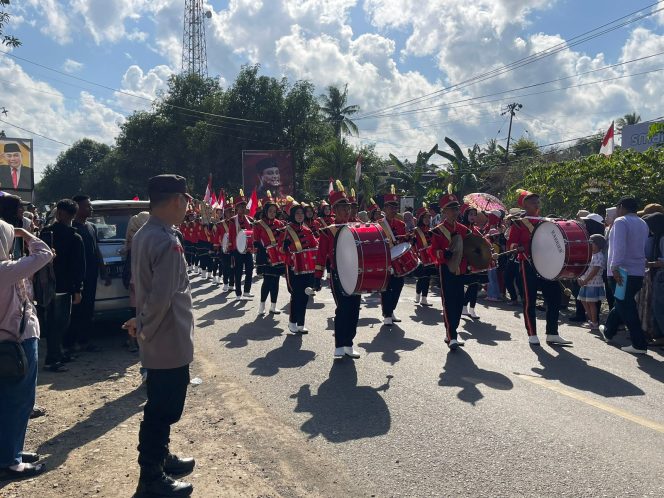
[
  {"left": 366, "top": 197, "right": 379, "bottom": 213},
  {"left": 329, "top": 180, "right": 350, "bottom": 207},
  {"left": 348, "top": 188, "right": 358, "bottom": 206},
  {"left": 416, "top": 202, "right": 429, "bottom": 219},
  {"left": 282, "top": 196, "right": 300, "bottom": 215},
  {"left": 261, "top": 190, "right": 277, "bottom": 208},
  {"left": 516, "top": 189, "right": 539, "bottom": 208},
  {"left": 439, "top": 193, "right": 460, "bottom": 209},
  {"left": 148, "top": 174, "right": 192, "bottom": 199},
  {"left": 383, "top": 184, "right": 399, "bottom": 205},
  {"left": 234, "top": 189, "right": 248, "bottom": 206}
]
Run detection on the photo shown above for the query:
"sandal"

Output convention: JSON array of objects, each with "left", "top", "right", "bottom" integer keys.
[{"left": 19, "top": 452, "right": 40, "bottom": 464}]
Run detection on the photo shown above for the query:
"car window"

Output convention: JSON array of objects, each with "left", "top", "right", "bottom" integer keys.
[{"left": 89, "top": 209, "right": 145, "bottom": 241}]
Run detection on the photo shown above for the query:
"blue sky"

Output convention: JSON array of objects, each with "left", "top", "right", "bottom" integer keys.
[{"left": 1, "top": 0, "right": 663, "bottom": 178}]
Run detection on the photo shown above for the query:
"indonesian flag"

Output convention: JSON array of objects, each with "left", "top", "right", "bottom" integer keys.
[
  {"left": 354, "top": 155, "right": 363, "bottom": 185},
  {"left": 247, "top": 188, "right": 259, "bottom": 217},
  {"left": 328, "top": 177, "right": 334, "bottom": 194},
  {"left": 599, "top": 121, "right": 614, "bottom": 156},
  {"left": 218, "top": 189, "right": 225, "bottom": 210},
  {"left": 210, "top": 191, "right": 218, "bottom": 208},
  {"left": 203, "top": 174, "right": 213, "bottom": 204}
]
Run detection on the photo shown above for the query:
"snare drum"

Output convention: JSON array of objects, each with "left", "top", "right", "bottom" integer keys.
[
  {"left": 236, "top": 229, "right": 254, "bottom": 254},
  {"left": 291, "top": 248, "right": 317, "bottom": 274},
  {"left": 265, "top": 244, "right": 283, "bottom": 266},
  {"left": 221, "top": 233, "right": 229, "bottom": 254},
  {"left": 334, "top": 223, "right": 390, "bottom": 296},
  {"left": 390, "top": 242, "right": 419, "bottom": 277},
  {"left": 418, "top": 246, "right": 436, "bottom": 267},
  {"left": 530, "top": 219, "right": 590, "bottom": 280}
]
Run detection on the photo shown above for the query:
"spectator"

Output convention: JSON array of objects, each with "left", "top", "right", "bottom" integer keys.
[
  {"left": 570, "top": 213, "right": 605, "bottom": 323},
  {"left": 39, "top": 199, "right": 86, "bottom": 372},
  {"left": 123, "top": 212, "right": 150, "bottom": 354},
  {"left": 0, "top": 195, "right": 26, "bottom": 259},
  {"left": 0, "top": 220, "right": 53, "bottom": 480},
  {"left": 577, "top": 234, "right": 606, "bottom": 330},
  {"left": 642, "top": 213, "right": 664, "bottom": 346},
  {"left": 637, "top": 203, "right": 664, "bottom": 217},
  {"left": 604, "top": 207, "right": 618, "bottom": 310},
  {"left": 66, "top": 195, "right": 105, "bottom": 354},
  {"left": 403, "top": 211, "right": 415, "bottom": 231},
  {"left": 600, "top": 197, "right": 649, "bottom": 354}
]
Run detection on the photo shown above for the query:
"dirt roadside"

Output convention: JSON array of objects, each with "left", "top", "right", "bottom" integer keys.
[{"left": 1, "top": 333, "right": 372, "bottom": 498}]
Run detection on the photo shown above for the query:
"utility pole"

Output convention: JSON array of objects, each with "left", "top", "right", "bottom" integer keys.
[
  {"left": 502, "top": 102, "right": 522, "bottom": 163},
  {"left": 181, "top": 0, "right": 210, "bottom": 77}
]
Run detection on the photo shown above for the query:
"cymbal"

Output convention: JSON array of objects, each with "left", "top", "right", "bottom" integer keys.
[{"left": 463, "top": 234, "right": 491, "bottom": 269}]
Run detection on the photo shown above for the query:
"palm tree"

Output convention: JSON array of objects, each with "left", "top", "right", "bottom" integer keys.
[
  {"left": 616, "top": 112, "right": 641, "bottom": 131},
  {"left": 319, "top": 84, "right": 360, "bottom": 139},
  {"left": 388, "top": 144, "right": 438, "bottom": 204},
  {"left": 436, "top": 137, "right": 482, "bottom": 197}
]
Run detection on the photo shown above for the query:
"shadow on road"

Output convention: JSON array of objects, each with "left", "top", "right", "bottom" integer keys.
[
  {"left": 409, "top": 304, "right": 443, "bottom": 326},
  {"left": 291, "top": 361, "right": 391, "bottom": 442},
  {"left": 197, "top": 300, "right": 250, "bottom": 328},
  {"left": 220, "top": 316, "right": 284, "bottom": 348},
  {"left": 438, "top": 349, "right": 513, "bottom": 405},
  {"left": 358, "top": 325, "right": 424, "bottom": 365},
  {"left": 248, "top": 335, "right": 316, "bottom": 376},
  {"left": 530, "top": 347, "right": 645, "bottom": 397},
  {"left": 459, "top": 320, "right": 512, "bottom": 346}
]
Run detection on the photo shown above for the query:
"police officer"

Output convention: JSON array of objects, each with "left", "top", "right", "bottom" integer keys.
[{"left": 123, "top": 174, "right": 195, "bottom": 498}]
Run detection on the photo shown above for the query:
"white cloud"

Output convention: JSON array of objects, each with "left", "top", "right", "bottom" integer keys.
[
  {"left": 62, "top": 58, "right": 84, "bottom": 74},
  {"left": 25, "top": 0, "right": 72, "bottom": 44},
  {"left": 115, "top": 64, "right": 174, "bottom": 111}
]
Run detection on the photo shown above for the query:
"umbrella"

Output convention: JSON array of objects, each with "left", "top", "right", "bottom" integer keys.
[{"left": 463, "top": 192, "right": 506, "bottom": 213}]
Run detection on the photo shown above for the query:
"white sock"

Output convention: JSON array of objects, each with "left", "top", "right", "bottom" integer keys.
[
  {"left": 270, "top": 302, "right": 277, "bottom": 312},
  {"left": 9, "top": 463, "right": 26, "bottom": 471}
]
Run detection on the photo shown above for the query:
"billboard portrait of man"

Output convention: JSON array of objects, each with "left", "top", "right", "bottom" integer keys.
[
  {"left": 242, "top": 150, "right": 294, "bottom": 199},
  {"left": 0, "top": 139, "right": 34, "bottom": 194}
]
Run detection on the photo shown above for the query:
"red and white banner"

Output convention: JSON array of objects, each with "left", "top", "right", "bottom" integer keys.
[
  {"left": 599, "top": 121, "right": 614, "bottom": 156},
  {"left": 247, "top": 188, "right": 258, "bottom": 217}
]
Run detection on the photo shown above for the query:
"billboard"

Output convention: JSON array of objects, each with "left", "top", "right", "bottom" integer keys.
[
  {"left": 0, "top": 137, "right": 34, "bottom": 202},
  {"left": 621, "top": 122, "right": 664, "bottom": 152},
  {"left": 242, "top": 150, "right": 294, "bottom": 199}
]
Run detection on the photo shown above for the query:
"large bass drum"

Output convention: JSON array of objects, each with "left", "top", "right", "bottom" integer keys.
[
  {"left": 236, "top": 229, "right": 254, "bottom": 254},
  {"left": 334, "top": 223, "right": 390, "bottom": 296},
  {"left": 530, "top": 219, "right": 590, "bottom": 280}
]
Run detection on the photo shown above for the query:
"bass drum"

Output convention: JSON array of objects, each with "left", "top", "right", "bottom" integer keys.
[
  {"left": 236, "top": 229, "right": 254, "bottom": 254},
  {"left": 334, "top": 223, "right": 390, "bottom": 296},
  {"left": 530, "top": 220, "right": 590, "bottom": 280},
  {"left": 221, "top": 233, "right": 229, "bottom": 254}
]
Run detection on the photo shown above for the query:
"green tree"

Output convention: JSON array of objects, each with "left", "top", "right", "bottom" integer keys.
[
  {"left": 616, "top": 112, "right": 641, "bottom": 131},
  {"left": 387, "top": 144, "right": 438, "bottom": 205},
  {"left": 319, "top": 84, "right": 360, "bottom": 139},
  {"left": 1, "top": 0, "right": 20, "bottom": 48},
  {"left": 435, "top": 137, "right": 483, "bottom": 197}
]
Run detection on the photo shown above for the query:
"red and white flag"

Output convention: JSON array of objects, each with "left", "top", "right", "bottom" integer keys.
[
  {"left": 247, "top": 188, "right": 259, "bottom": 217},
  {"left": 354, "top": 155, "right": 363, "bottom": 185},
  {"left": 599, "top": 121, "right": 614, "bottom": 156},
  {"left": 328, "top": 177, "right": 334, "bottom": 194},
  {"left": 203, "top": 174, "right": 213, "bottom": 204},
  {"left": 218, "top": 189, "right": 225, "bottom": 210},
  {"left": 210, "top": 191, "right": 218, "bottom": 208}
]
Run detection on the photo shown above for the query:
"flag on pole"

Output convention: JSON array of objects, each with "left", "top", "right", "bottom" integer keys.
[
  {"left": 328, "top": 177, "right": 334, "bottom": 194},
  {"left": 599, "top": 121, "right": 615, "bottom": 156},
  {"left": 203, "top": 174, "right": 213, "bottom": 204},
  {"left": 247, "top": 188, "right": 259, "bottom": 217},
  {"left": 219, "top": 189, "right": 225, "bottom": 210},
  {"left": 354, "top": 155, "right": 363, "bottom": 185},
  {"left": 210, "top": 191, "right": 218, "bottom": 208}
]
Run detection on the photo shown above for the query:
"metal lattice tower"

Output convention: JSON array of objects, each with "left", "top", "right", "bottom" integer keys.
[{"left": 181, "top": 0, "right": 209, "bottom": 77}]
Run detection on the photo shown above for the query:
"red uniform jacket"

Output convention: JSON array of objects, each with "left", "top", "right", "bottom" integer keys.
[
  {"left": 314, "top": 224, "right": 342, "bottom": 278},
  {"left": 412, "top": 225, "right": 433, "bottom": 261},
  {"left": 227, "top": 214, "right": 254, "bottom": 252},
  {"left": 378, "top": 216, "right": 407, "bottom": 245},
  {"left": 317, "top": 215, "right": 335, "bottom": 230},
  {"left": 278, "top": 222, "right": 319, "bottom": 268},
  {"left": 431, "top": 219, "right": 471, "bottom": 272},
  {"left": 253, "top": 217, "right": 284, "bottom": 249},
  {"left": 506, "top": 216, "right": 541, "bottom": 260},
  {"left": 305, "top": 218, "right": 321, "bottom": 238}
]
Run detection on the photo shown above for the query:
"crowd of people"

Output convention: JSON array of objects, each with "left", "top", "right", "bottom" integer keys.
[{"left": 0, "top": 178, "right": 662, "bottom": 495}]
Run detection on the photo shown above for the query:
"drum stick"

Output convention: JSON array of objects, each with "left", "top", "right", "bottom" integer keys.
[
  {"left": 492, "top": 248, "right": 518, "bottom": 258},
  {"left": 559, "top": 281, "right": 572, "bottom": 297}
]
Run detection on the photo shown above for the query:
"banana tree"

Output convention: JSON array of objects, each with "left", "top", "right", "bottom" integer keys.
[
  {"left": 435, "top": 137, "right": 482, "bottom": 197},
  {"left": 387, "top": 143, "right": 438, "bottom": 204}
]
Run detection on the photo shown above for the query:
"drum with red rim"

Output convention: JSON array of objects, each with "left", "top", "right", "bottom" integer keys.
[
  {"left": 390, "top": 242, "right": 419, "bottom": 277},
  {"left": 236, "top": 229, "right": 254, "bottom": 254},
  {"left": 291, "top": 248, "right": 317, "bottom": 274},
  {"left": 418, "top": 246, "right": 435, "bottom": 267},
  {"left": 334, "top": 223, "right": 390, "bottom": 296},
  {"left": 530, "top": 219, "right": 590, "bottom": 280},
  {"left": 265, "top": 244, "right": 283, "bottom": 266}
]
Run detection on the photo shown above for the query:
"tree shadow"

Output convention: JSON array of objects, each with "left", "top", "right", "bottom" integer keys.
[
  {"left": 529, "top": 347, "right": 645, "bottom": 397},
  {"left": 438, "top": 349, "right": 513, "bottom": 405},
  {"left": 291, "top": 361, "right": 392, "bottom": 442},
  {"left": 358, "top": 325, "right": 424, "bottom": 365},
  {"left": 458, "top": 320, "right": 511, "bottom": 346},
  {"left": 219, "top": 318, "right": 284, "bottom": 349},
  {"left": 409, "top": 304, "right": 442, "bottom": 326},
  {"left": 247, "top": 335, "right": 316, "bottom": 377}
]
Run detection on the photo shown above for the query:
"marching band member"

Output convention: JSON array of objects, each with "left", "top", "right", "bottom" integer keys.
[
  {"left": 432, "top": 193, "right": 470, "bottom": 350},
  {"left": 197, "top": 220, "right": 214, "bottom": 280},
  {"left": 461, "top": 207, "right": 482, "bottom": 319},
  {"left": 303, "top": 203, "right": 320, "bottom": 237},
  {"left": 253, "top": 192, "right": 285, "bottom": 316},
  {"left": 228, "top": 191, "right": 255, "bottom": 301},
  {"left": 193, "top": 217, "right": 206, "bottom": 276},
  {"left": 315, "top": 181, "right": 362, "bottom": 360},
  {"left": 279, "top": 200, "right": 318, "bottom": 334},
  {"left": 217, "top": 203, "right": 235, "bottom": 292},
  {"left": 181, "top": 217, "right": 196, "bottom": 271},
  {"left": 209, "top": 222, "right": 221, "bottom": 284},
  {"left": 379, "top": 185, "right": 408, "bottom": 326},
  {"left": 366, "top": 198, "right": 383, "bottom": 222},
  {"left": 413, "top": 203, "right": 434, "bottom": 306},
  {"left": 317, "top": 200, "right": 335, "bottom": 229},
  {"left": 506, "top": 189, "right": 572, "bottom": 345},
  {"left": 348, "top": 188, "right": 359, "bottom": 222}
]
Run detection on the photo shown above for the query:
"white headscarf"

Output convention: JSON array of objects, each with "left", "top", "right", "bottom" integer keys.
[
  {"left": 125, "top": 211, "right": 150, "bottom": 250},
  {"left": 0, "top": 219, "right": 14, "bottom": 261}
]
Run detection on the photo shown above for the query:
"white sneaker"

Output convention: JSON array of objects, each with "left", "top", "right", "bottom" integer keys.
[
  {"left": 297, "top": 325, "right": 309, "bottom": 334},
  {"left": 304, "top": 287, "right": 316, "bottom": 296},
  {"left": 448, "top": 339, "right": 459, "bottom": 350},
  {"left": 288, "top": 322, "right": 298, "bottom": 334},
  {"left": 462, "top": 306, "right": 471, "bottom": 317},
  {"left": 334, "top": 347, "right": 345, "bottom": 360},
  {"left": 234, "top": 295, "right": 243, "bottom": 302},
  {"left": 414, "top": 293, "right": 421, "bottom": 304},
  {"left": 383, "top": 316, "right": 393, "bottom": 326},
  {"left": 421, "top": 296, "right": 430, "bottom": 306},
  {"left": 344, "top": 346, "right": 361, "bottom": 358},
  {"left": 546, "top": 334, "right": 573, "bottom": 345},
  {"left": 241, "top": 294, "right": 253, "bottom": 301},
  {"left": 599, "top": 325, "right": 613, "bottom": 343},
  {"left": 621, "top": 345, "right": 647, "bottom": 355},
  {"left": 528, "top": 336, "right": 541, "bottom": 345},
  {"left": 391, "top": 313, "right": 401, "bottom": 323},
  {"left": 269, "top": 303, "right": 280, "bottom": 314},
  {"left": 258, "top": 302, "right": 266, "bottom": 315},
  {"left": 468, "top": 307, "right": 479, "bottom": 319},
  {"left": 222, "top": 284, "right": 229, "bottom": 292},
  {"left": 244, "top": 292, "right": 255, "bottom": 298}
]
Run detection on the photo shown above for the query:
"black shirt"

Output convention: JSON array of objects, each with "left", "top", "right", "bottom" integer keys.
[
  {"left": 40, "top": 222, "right": 85, "bottom": 294},
  {"left": 73, "top": 220, "right": 100, "bottom": 283}
]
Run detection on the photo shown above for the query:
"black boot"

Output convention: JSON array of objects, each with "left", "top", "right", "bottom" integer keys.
[
  {"left": 163, "top": 454, "right": 196, "bottom": 476},
  {"left": 134, "top": 465, "right": 193, "bottom": 498}
]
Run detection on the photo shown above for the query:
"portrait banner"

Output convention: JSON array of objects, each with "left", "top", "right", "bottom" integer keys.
[
  {"left": 0, "top": 137, "right": 34, "bottom": 202},
  {"left": 242, "top": 150, "right": 294, "bottom": 200}
]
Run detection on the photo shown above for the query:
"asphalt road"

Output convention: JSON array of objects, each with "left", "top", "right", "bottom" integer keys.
[{"left": 190, "top": 273, "right": 664, "bottom": 497}]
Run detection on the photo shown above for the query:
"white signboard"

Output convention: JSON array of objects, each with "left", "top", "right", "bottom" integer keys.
[
  {"left": 400, "top": 196, "right": 415, "bottom": 213},
  {"left": 621, "top": 122, "right": 663, "bottom": 152}
]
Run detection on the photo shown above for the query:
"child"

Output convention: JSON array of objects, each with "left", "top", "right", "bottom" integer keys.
[{"left": 577, "top": 234, "right": 606, "bottom": 330}]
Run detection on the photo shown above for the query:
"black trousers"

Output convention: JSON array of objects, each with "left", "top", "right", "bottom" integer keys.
[
  {"left": 183, "top": 241, "right": 195, "bottom": 266},
  {"left": 138, "top": 364, "right": 190, "bottom": 473},
  {"left": 439, "top": 265, "right": 464, "bottom": 341},
  {"left": 464, "top": 275, "right": 480, "bottom": 307},
  {"left": 416, "top": 277, "right": 430, "bottom": 297},
  {"left": 381, "top": 275, "right": 404, "bottom": 317},
  {"left": 233, "top": 251, "right": 254, "bottom": 296},
  {"left": 330, "top": 271, "right": 361, "bottom": 347},
  {"left": 287, "top": 269, "right": 313, "bottom": 326},
  {"left": 504, "top": 259, "right": 523, "bottom": 301},
  {"left": 260, "top": 273, "right": 281, "bottom": 304},
  {"left": 197, "top": 242, "right": 213, "bottom": 272},
  {"left": 65, "top": 281, "right": 97, "bottom": 348},
  {"left": 520, "top": 260, "right": 561, "bottom": 336},
  {"left": 605, "top": 276, "right": 647, "bottom": 350},
  {"left": 221, "top": 252, "right": 234, "bottom": 286},
  {"left": 210, "top": 254, "right": 220, "bottom": 276},
  {"left": 42, "top": 293, "right": 72, "bottom": 364}
]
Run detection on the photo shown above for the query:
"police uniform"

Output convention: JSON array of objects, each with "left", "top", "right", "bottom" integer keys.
[
  {"left": 379, "top": 191, "right": 407, "bottom": 325},
  {"left": 131, "top": 174, "right": 195, "bottom": 497},
  {"left": 431, "top": 194, "right": 470, "bottom": 349},
  {"left": 228, "top": 194, "right": 255, "bottom": 299},
  {"left": 254, "top": 194, "right": 285, "bottom": 314}
]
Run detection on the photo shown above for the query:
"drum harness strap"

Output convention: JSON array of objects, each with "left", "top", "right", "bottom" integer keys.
[
  {"left": 257, "top": 220, "right": 277, "bottom": 246},
  {"left": 414, "top": 227, "right": 429, "bottom": 249},
  {"left": 379, "top": 219, "right": 397, "bottom": 248},
  {"left": 285, "top": 225, "right": 303, "bottom": 252}
]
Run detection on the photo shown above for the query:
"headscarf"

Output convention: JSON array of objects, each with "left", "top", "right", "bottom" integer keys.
[
  {"left": 403, "top": 211, "right": 415, "bottom": 231},
  {"left": 0, "top": 219, "right": 14, "bottom": 261},
  {"left": 644, "top": 213, "right": 664, "bottom": 260},
  {"left": 125, "top": 211, "right": 150, "bottom": 250}
]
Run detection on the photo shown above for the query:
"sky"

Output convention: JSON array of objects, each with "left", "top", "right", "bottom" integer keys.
[{"left": 1, "top": 0, "right": 664, "bottom": 181}]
